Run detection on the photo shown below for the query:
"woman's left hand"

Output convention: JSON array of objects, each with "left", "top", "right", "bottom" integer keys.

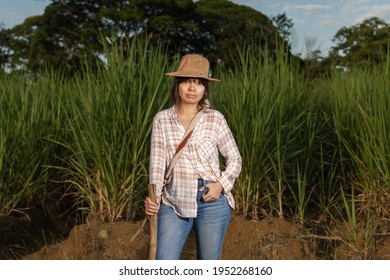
[{"left": 199, "top": 181, "right": 223, "bottom": 202}]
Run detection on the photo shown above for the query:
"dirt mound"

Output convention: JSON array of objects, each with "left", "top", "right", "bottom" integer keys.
[
  {"left": 22, "top": 214, "right": 317, "bottom": 260},
  {"left": 223, "top": 216, "right": 316, "bottom": 260},
  {"left": 1, "top": 213, "right": 387, "bottom": 260}
]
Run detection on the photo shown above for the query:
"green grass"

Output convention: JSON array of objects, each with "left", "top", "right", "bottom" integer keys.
[
  {"left": 213, "top": 46, "right": 313, "bottom": 220},
  {"left": 1, "top": 38, "right": 389, "bottom": 246},
  {"left": 56, "top": 37, "right": 172, "bottom": 222},
  {"left": 0, "top": 71, "right": 66, "bottom": 213},
  {"left": 316, "top": 62, "right": 390, "bottom": 219}
]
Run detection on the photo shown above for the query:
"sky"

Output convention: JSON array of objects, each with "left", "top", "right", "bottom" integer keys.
[
  {"left": 1, "top": 0, "right": 390, "bottom": 57},
  {"left": 232, "top": 0, "right": 390, "bottom": 56}
]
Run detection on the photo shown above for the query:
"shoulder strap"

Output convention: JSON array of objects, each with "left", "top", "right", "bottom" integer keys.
[{"left": 164, "top": 109, "right": 205, "bottom": 181}]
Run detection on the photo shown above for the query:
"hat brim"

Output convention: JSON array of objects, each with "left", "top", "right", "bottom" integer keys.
[{"left": 165, "top": 72, "right": 220, "bottom": 82}]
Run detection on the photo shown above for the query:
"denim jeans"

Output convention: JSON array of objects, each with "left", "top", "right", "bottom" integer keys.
[{"left": 156, "top": 179, "right": 231, "bottom": 260}]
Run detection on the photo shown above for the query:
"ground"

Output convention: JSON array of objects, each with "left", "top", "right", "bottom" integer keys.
[{"left": 2, "top": 212, "right": 387, "bottom": 260}]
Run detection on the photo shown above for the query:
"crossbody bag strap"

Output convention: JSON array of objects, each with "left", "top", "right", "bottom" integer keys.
[{"left": 164, "top": 109, "right": 205, "bottom": 182}]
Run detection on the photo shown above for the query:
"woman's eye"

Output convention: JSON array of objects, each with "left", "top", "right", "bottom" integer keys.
[{"left": 182, "top": 79, "right": 201, "bottom": 85}]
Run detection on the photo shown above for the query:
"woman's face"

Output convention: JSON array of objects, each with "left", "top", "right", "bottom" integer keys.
[{"left": 178, "top": 78, "right": 205, "bottom": 105}]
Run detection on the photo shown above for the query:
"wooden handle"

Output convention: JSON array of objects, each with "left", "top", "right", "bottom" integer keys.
[
  {"left": 148, "top": 184, "right": 157, "bottom": 260},
  {"left": 148, "top": 184, "right": 156, "bottom": 204}
]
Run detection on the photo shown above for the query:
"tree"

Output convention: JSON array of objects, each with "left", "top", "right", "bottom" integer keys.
[
  {"left": 0, "top": 23, "right": 11, "bottom": 73},
  {"left": 195, "top": 0, "right": 281, "bottom": 69},
  {"left": 7, "top": 0, "right": 287, "bottom": 74},
  {"left": 272, "top": 12, "right": 293, "bottom": 49},
  {"left": 9, "top": 1, "right": 104, "bottom": 75},
  {"left": 301, "top": 36, "right": 331, "bottom": 80},
  {"left": 329, "top": 17, "right": 390, "bottom": 67}
]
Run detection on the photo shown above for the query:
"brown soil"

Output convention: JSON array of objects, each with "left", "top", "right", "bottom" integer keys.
[{"left": 2, "top": 213, "right": 387, "bottom": 260}]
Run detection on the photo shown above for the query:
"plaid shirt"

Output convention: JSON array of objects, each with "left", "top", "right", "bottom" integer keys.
[{"left": 149, "top": 105, "right": 242, "bottom": 218}]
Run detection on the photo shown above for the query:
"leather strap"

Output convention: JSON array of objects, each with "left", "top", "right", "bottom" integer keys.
[{"left": 164, "top": 109, "right": 205, "bottom": 182}]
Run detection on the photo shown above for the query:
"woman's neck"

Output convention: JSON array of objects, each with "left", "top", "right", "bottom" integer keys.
[
  {"left": 175, "top": 103, "right": 200, "bottom": 129},
  {"left": 175, "top": 103, "right": 199, "bottom": 116}
]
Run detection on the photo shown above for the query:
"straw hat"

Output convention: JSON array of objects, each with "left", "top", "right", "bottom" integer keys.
[{"left": 165, "top": 54, "right": 220, "bottom": 82}]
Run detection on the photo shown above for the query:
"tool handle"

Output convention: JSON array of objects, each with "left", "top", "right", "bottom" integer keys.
[{"left": 148, "top": 184, "right": 157, "bottom": 260}]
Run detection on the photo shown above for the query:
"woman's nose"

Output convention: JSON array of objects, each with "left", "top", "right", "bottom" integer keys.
[{"left": 188, "top": 81, "right": 196, "bottom": 91}]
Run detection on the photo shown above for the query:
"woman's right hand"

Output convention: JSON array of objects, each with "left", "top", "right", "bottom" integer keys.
[{"left": 144, "top": 196, "right": 161, "bottom": 216}]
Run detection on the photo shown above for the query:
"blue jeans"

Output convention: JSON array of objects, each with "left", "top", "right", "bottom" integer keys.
[{"left": 156, "top": 179, "right": 231, "bottom": 260}]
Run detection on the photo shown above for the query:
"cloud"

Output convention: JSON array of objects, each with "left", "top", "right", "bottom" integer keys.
[
  {"left": 338, "top": 1, "right": 390, "bottom": 27},
  {"left": 317, "top": 15, "right": 336, "bottom": 27},
  {"left": 356, "top": 5, "right": 390, "bottom": 22},
  {"left": 354, "top": 0, "right": 375, "bottom": 3},
  {"left": 285, "top": 4, "right": 332, "bottom": 15},
  {"left": 290, "top": 16, "right": 306, "bottom": 25},
  {"left": 341, "top": 3, "right": 390, "bottom": 25}
]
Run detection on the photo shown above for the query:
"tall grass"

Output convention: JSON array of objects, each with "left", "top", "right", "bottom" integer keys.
[
  {"left": 0, "top": 37, "right": 171, "bottom": 222},
  {"left": 316, "top": 61, "right": 390, "bottom": 219},
  {"left": 214, "top": 46, "right": 313, "bottom": 220},
  {"left": 1, "top": 36, "right": 389, "bottom": 240},
  {"left": 58, "top": 37, "right": 171, "bottom": 222},
  {"left": 0, "top": 72, "right": 66, "bottom": 214},
  {"left": 214, "top": 47, "right": 390, "bottom": 226},
  {"left": 312, "top": 60, "right": 390, "bottom": 259}
]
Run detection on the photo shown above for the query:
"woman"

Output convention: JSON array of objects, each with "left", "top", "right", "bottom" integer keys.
[{"left": 145, "top": 54, "right": 242, "bottom": 260}]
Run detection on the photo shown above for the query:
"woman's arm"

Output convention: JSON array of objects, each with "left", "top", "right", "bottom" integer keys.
[
  {"left": 149, "top": 115, "right": 167, "bottom": 196},
  {"left": 216, "top": 115, "right": 242, "bottom": 193}
]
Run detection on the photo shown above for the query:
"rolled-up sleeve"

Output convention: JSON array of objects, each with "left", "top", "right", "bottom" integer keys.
[
  {"left": 217, "top": 116, "right": 242, "bottom": 193},
  {"left": 149, "top": 114, "right": 166, "bottom": 197}
]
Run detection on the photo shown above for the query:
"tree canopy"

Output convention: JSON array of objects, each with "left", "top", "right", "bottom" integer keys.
[
  {"left": 2, "top": 2, "right": 390, "bottom": 76},
  {"left": 2, "top": 0, "right": 286, "bottom": 75},
  {"left": 329, "top": 17, "right": 390, "bottom": 67},
  {"left": 0, "top": 23, "right": 11, "bottom": 73}
]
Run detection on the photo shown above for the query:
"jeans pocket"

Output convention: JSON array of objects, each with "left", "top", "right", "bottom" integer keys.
[{"left": 197, "top": 179, "right": 213, "bottom": 203}]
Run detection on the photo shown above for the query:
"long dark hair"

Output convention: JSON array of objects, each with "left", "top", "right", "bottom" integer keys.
[{"left": 170, "top": 77, "right": 210, "bottom": 108}]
